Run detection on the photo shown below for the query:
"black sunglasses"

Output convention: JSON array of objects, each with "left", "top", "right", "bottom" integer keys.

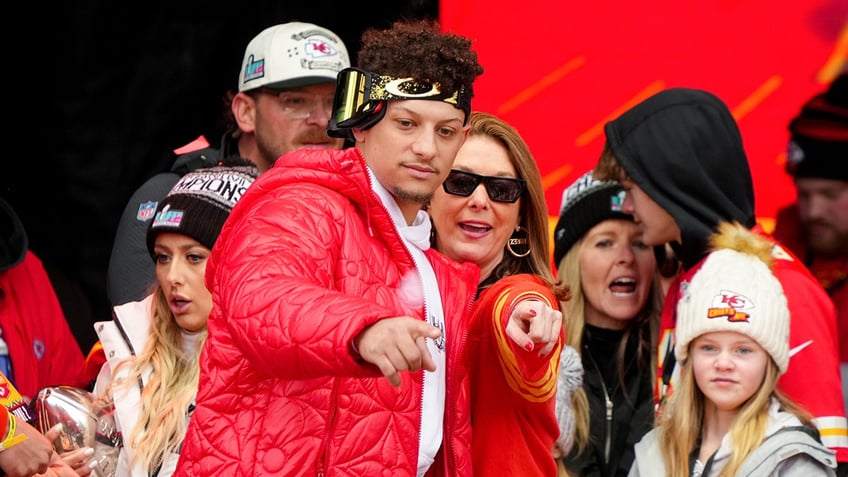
[{"left": 442, "top": 169, "right": 526, "bottom": 203}]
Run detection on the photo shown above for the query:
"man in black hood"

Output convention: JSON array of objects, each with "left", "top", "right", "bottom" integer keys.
[{"left": 594, "top": 87, "right": 848, "bottom": 471}]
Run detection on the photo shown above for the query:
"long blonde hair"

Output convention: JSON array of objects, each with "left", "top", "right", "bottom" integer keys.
[
  {"left": 657, "top": 356, "right": 813, "bottom": 476},
  {"left": 556, "top": 236, "right": 663, "bottom": 453},
  {"left": 103, "top": 285, "right": 206, "bottom": 472}
]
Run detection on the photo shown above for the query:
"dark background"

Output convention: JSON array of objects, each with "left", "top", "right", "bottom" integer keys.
[{"left": 5, "top": 1, "right": 438, "bottom": 353}]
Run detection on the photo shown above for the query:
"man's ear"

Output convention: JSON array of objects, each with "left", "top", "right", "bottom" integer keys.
[
  {"left": 231, "top": 92, "right": 257, "bottom": 134},
  {"left": 460, "top": 124, "right": 471, "bottom": 142}
]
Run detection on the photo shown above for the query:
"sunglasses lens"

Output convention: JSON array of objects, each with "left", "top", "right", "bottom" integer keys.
[
  {"left": 443, "top": 171, "right": 479, "bottom": 196},
  {"left": 485, "top": 179, "right": 518, "bottom": 202}
]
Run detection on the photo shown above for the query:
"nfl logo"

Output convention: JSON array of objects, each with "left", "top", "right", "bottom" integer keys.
[{"left": 137, "top": 201, "right": 158, "bottom": 222}]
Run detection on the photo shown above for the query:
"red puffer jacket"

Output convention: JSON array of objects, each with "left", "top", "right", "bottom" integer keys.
[{"left": 175, "top": 147, "right": 479, "bottom": 477}]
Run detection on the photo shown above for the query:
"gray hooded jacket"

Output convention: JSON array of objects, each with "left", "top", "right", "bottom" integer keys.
[{"left": 627, "top": 399, "right": 837, "bottom": 476}]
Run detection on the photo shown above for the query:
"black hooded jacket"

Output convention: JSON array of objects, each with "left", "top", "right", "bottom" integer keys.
[{"left": 604, "top": 88, "right": 756, "bottom": 270}]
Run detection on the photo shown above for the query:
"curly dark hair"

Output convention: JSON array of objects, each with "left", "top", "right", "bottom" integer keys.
[{"left": 357, "top": 19, "right": 484, "bottom": 99}]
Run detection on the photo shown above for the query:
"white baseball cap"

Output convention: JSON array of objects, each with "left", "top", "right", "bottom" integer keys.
[{"left": 238, "top": 22, "right": 351, "bottom": 92}]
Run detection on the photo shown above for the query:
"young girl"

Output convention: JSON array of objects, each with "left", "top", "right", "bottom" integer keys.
[
  {"left": 90, "top": 158, "right": 257, "bottom": 477},
  {"left": 628, "top": 222, "right": 837, "bottom": 476}
]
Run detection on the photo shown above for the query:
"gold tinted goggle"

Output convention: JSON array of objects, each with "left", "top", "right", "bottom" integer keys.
[{"left": 328, "top": 67, "right": 471, "bottom": 139}]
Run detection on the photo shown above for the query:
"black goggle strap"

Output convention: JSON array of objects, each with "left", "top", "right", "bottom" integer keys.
[{"left": 328, "top": 67, "right": 471, "bottom": 138}]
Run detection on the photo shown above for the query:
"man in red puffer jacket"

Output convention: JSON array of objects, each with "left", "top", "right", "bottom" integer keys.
[{"left": 175, "top": 19, "right": 484, "bottom": 477}]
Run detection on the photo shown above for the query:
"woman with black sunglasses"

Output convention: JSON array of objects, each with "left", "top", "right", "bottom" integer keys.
[{"left": 428, "top": 111, "right": 581, "bottom": 476}]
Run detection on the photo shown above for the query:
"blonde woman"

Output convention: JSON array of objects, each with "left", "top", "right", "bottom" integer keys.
[
  {"left": 90, "top": 159, "right": 257, "bottom": 476},
  {"left": 552, "top": 171, "right": 663, "bottom": 476}
]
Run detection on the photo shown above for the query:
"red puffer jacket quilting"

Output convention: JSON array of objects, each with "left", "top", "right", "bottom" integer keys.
[{"left": 175, "top": 147, "right": 479, "bottom": 477}]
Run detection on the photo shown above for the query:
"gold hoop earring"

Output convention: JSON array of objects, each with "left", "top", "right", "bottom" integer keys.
[{"left": 506, "top": 226, "right": 530, "bottom": 258}]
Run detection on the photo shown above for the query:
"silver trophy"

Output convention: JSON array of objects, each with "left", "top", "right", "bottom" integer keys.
[{"left": 32, "top": 386, "right": 120, "bottom": 477}]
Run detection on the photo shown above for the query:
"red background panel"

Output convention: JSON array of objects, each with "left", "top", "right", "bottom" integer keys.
[{"left": 441, "top": 0, "right": 847, "bottom": 229}]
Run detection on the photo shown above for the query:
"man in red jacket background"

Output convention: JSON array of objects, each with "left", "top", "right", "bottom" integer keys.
[
  {"left": 774, "top": 72, "right": 848, "bottom": 422},
  {"left": 0, "top": 198, "right": 86, "bottom": 402}
]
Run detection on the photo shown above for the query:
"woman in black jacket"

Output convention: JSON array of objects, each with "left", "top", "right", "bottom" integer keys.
[{"left": 552, "top": 171, "right": 665, "bottom": 477}]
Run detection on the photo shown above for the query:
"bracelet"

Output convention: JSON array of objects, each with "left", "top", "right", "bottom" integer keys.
[
  {"left": 0, "top": 414, "right": 26, "bottom": 452},
  {"left": 0, "top": 433, "right": 26, "bottom": 452}
]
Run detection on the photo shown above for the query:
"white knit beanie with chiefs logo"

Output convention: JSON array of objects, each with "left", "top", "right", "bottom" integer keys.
[{"left": 674, "top": 222, "right": 790, "bottom": 374}]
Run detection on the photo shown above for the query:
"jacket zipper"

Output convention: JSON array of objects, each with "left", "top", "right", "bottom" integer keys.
[
  {"left": 446, "top": 291, "right": 476, "bottom": 472},
  {"left": 584, "top": 345, "right": 613, "bottom": 465},
  {"left": 390, "top": 203, "right": 432, "bottom": 471},
  {"left": 417, "top": 260, "right": 428, "bottom": 459},
  {"left": 317, "top": 379, "right": 341, "bottom": 476}
]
